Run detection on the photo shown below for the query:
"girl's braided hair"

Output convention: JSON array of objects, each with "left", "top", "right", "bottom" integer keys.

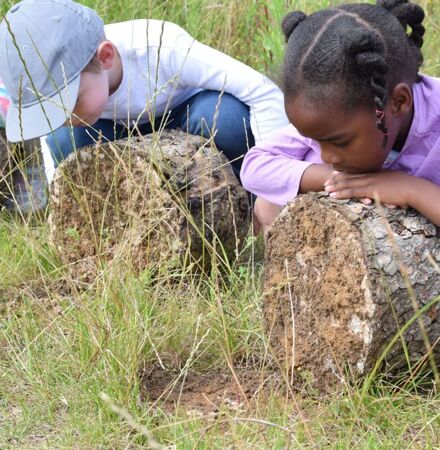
[{"left": 282, "top": 0, "right": 425, "bottom": 139}]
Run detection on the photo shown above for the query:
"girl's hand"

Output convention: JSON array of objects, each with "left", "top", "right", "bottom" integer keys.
[
  {"left": 359, "top": 197, "right": 397, "bottom": 208},
  {"left": 324, "top": 170, "right": 415, "bottom": 207}
]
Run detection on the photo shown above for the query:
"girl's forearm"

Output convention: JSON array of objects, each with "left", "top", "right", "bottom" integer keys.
[
  {"left": 409, "top": 178, "right": 440, "bottom": 227},
  {"left": 299, "top": 163, "right": 333, "bottom": 194}
]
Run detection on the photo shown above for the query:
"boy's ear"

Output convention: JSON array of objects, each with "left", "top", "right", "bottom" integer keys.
[
  {"left": 389, "top": 83, "right": 413, "bottom": 116},
  {"left": 96, "top": 41, "right": 116, "bottom": 70}
]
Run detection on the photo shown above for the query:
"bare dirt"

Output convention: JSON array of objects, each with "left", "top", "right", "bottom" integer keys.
[{"left": 141, "top": 365, "right": 284, "bottom": 415}]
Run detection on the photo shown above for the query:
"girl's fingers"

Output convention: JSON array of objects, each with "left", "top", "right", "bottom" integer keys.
[
  {"left": 328, "top": 185, "right": 373, "bottom": 199},
  {"left": 325, "top": 173, "right": 369, "bottom": 188},
  {"left": 329, "top": 189, "right": 356, "bottom": 199},
  {"left": 325, "top": 177, "right": 371, "bottom": 193}
]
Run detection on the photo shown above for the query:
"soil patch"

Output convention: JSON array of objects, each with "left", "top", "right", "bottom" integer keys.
[{"left": 140, "top": 365, "right": 284, "bottom": 416}]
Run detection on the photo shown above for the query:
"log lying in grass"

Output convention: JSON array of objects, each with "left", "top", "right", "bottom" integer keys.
[
  {"left": 263, "top": 192, "right": 440, "bottom": 390},
  {"left": 49, "top": 130, "right": 250, "bottom": 281}
]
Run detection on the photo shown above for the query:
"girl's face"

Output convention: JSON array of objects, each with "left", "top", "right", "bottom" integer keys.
[{"left": 285, "top": 94, "right": 398, "bottom": 173}]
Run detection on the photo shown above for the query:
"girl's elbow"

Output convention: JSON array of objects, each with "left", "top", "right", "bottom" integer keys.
[
  {"left": 240, "top": 149, "right": 270, "bottom": 194},
  {"left": 240, "top": 166, "right": 253, "bottom": 193},
  {"left": 239, "top": 158, "right": 259, "bottom": 194}
]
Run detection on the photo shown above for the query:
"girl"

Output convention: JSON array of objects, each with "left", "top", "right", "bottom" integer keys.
[{"left": 240, "top": 0, "right": 440, "bottom": 235}]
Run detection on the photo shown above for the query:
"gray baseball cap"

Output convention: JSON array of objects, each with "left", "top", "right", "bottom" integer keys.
[{"left": 0, "top": 0, "right": 104, "bottom": 142}]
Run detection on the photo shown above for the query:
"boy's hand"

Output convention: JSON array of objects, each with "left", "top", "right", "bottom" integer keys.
[{"left": 324, "top": 170, "right": 415, "bottom": 207}]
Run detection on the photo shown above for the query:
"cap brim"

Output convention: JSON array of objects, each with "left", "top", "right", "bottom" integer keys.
[{"left": 5, "top": 76, "right": 81, "bottom": 142}]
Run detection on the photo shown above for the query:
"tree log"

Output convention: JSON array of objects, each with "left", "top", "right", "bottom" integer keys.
[
  {"left": 263, "top": 192, "right": 440, "bottom": 390},
  {"left": 49, "top": 130, "right": 250, "bottom": 281}
]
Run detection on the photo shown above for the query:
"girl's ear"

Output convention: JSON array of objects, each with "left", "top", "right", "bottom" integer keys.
[
  {"left": 96, "top": 41, "right": 116, "bottom": 70},
  {"left": 389, "top": 83, "right": 413, "bottom": 116}
]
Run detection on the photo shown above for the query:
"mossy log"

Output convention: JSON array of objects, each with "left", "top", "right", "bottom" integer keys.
[
  {"left": 263, "top": 192, "right": 440, "bottom": 390},
  {"left": 49, "top": 130, "right": 250, "bottom": 281}
]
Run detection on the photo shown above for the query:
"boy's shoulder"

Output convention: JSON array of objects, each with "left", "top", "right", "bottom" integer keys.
[{"left": 104, "top": 19, "right": 192, "bottom": 50}]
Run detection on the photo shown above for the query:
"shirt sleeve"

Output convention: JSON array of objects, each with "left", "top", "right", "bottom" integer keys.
[
  {"left": 240, "top": 125, "right": 323, "bottom": 206},
  {"left": 166, "top": 33, "right": 289, "bottom": 143}
]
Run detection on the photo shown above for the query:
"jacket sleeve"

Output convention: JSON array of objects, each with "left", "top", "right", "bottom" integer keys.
[
  {"left": 166, "top": 32, "right": 289, "bottom": 143},
  {"left": 240, "top": 125, "right": 323, "bottom": 206}
]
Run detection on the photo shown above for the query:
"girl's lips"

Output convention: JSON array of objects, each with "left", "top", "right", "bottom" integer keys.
[
  {"left": 331, "top": 166, "right": 348, "bottom": 172},
  {"left": 332, "top": 166, "right": 363, "bottom": 173}
]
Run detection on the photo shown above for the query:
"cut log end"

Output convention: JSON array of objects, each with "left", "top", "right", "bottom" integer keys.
[
  {"left": 49, "top": 130, "right": 250, "bottom": 282},
  {"left": 263, "top": 193, "right": 440, "bottom": 390}
]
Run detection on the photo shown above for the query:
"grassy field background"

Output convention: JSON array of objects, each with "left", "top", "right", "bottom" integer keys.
[{"left": 1, "top": 0, "right": 440, "bottom": 448}]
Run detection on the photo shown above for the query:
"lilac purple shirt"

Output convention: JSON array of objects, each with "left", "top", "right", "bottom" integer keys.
[{"left": 241, "top": 74, "right": 440, "bottom": 206}]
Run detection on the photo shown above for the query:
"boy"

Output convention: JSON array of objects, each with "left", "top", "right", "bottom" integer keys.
[{"left": 0, "top": 0, "right": 288, "bottom": 183}]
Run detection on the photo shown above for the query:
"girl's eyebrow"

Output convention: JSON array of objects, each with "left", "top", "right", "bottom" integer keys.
[{"left": 318, "top": 132, "right": 351, "bottom": 142}]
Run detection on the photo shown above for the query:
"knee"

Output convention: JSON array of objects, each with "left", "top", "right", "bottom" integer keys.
[
  {"left": 215, "top": 93, "right": 253, "bottom": 141},
  {"left": 188, "top": 91, "right": 253, "bottom": 145},
  {"left": 253, "top": 197, "right": 282, "bottom": 237},
  {"left": 184, "top": 91, "right": 254, "bottom": 179}
]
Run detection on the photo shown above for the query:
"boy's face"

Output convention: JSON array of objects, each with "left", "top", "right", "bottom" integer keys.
[
  {"left": 285, "top": 94, "right": 397, "bottom": 173},
  {"left": 69, "top": 70, "right": 110, "bottom": 127}
]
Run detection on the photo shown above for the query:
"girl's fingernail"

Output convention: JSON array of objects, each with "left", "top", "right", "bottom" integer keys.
[
  {"left": 324, "top": 180, "right": 329, "bottom": 187},
  {"left": 329, "top": 192, "right": 338, "bottom": 198},
  {"left": 324, "top": 185, "right": 333, "bottom": 192}
]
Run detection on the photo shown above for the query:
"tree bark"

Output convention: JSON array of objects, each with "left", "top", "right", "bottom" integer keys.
[
  {"left": 49, "top": 130, "right": 250, "bottom": 281},
  {"left": 263, "top": 192, "right": 440, "bottom": 390}
]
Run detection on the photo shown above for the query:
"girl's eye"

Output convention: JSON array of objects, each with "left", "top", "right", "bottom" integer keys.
[{"left": 333, "top": 141, "right": 350, "bottom": 148}]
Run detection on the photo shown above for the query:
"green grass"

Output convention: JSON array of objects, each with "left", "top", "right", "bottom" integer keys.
[{"left": 1, "top": 0, "right": 440, "bottom": 448}]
